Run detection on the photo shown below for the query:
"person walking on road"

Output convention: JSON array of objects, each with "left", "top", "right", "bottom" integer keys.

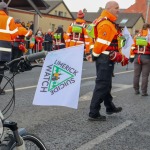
[
  {"left": 65, "top": 10, "right": 90, "bottom": 56},
  {"left": 86, "top": 1, "right": 129, "bottom": 121},
  {"left": 130, "top": 23, "right": 150, "bottom": 96},
  {"left": 0, "top": 2, "right": 32, "bottom": 94},
  {"left": 10, "top": 19, "right": 29, "bottom": 73}
]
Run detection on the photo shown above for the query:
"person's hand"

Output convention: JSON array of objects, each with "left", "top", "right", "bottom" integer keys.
[
  {"left": 18, "top": 60, "right": 32, "bottom": 72},
  {"left": 121, "top": 55, "right": 129, "bottom": 66},
  {"left": 86, "top": 54, "right": 93, "bottom": 62},
  {"left": 129, "top": 58, "right": 134, "bottom": 63},
  {"left": 109, "top": 51, "right": 123, "bottom": 63}
]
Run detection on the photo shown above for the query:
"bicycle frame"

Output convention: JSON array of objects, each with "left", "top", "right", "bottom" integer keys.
[
  {"left": 0, "top": 109, "right": 26, "bottom": 150},
  {"left": 0, "top": 52, "right": 47, "bottom": 150}
]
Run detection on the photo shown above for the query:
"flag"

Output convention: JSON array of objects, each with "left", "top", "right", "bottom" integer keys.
[
  {"left": 146, "top": 29, "right": 150, "bottom": 44},
  {"left": 122, "top": 26, "right": 134, "bottom": 58},
  {"left": 33, "top": 44, "right": 84, "bottom": 109}
]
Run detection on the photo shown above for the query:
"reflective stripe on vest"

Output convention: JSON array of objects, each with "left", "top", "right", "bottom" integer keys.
[
  {"left": 0, "top": 47, "right": 11, "bottom": 52},
  {"left": 0, "top": 16, "right": 18, "bottom": 34},
  {"left": 96, "top": 38, "right": 111, "bottom": 45}
]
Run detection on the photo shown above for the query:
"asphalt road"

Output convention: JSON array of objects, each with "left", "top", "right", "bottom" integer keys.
[{"left": 1, "top": 61, "right": 150, "bottom": 150}]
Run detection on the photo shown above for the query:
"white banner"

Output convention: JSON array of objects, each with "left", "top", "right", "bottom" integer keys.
[
  {"left": 122, "top": 26, "right": 134, "bottom": 58},
  {"left": 33, "top": 44, "right": 84, "bottom": 109}
]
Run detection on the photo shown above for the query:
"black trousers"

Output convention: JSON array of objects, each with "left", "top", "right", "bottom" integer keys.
[
  {"left": 89, "top": 54, "right": 114, "bottom": 117},
  {"left": 10, "top": 46, "right": 23, "bottom": 72}
]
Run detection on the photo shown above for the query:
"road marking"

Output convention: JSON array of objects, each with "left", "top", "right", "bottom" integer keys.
[
  {"left": 75, "top": 120, "right": 133, "bottom": 150},
  {"left": 5, "top": 85, "right": 37, "bottom": 92},
  {"left": 80, "top": 83, "right": 132, "bottom": 101},
  {"left": 82, "top": 70, "right": 133, "bottom": 81},
  {"left": 5, "top": 70, "right": 133, "bottom": 92}
]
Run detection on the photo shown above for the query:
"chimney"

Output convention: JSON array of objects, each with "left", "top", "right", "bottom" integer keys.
[{"left": 83, "top": 8, "right": 87, "bottom": 13}]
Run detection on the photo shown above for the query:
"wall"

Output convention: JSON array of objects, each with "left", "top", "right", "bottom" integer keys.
[
  {"left": 49, "top": 3, "right": 72, "bottom": 19},
  {"left": 9, "top": 9, "right": 74, "bottom": 34}
]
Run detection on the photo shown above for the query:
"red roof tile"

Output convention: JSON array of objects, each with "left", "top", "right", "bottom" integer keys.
[{"left": 124, "top": 0, "right": 150, "bottom": 23}]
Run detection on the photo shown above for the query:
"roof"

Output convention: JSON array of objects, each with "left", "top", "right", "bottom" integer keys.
[
  {"left": 4, "top": 0, "right": 49, "bottom": 16},
  {"left": 72, "top": 11, "right": 144, "bottom": 28},
  {"left": 71, "top": 11, "right": 101, "bottom": 22},
  {"left": 116, "top": 13, "right": 144, "bottom": 28},
  {"left": 124, "top": 0, "right": 149, "bottom": 23}
]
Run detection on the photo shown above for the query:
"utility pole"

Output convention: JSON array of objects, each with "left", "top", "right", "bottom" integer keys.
[{"left": 146, "top": 0, "right": 150, "bottom": 23}]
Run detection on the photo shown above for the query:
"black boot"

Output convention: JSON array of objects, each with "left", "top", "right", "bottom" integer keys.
[
  {"left": 106, "top": 103, "right": 122, "bottom": 115},
  {"left": 88, "top": 114, "right": 106, "bottom": 121}
]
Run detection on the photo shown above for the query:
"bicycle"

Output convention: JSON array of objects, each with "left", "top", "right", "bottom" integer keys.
[{"left": 0, "top": 51, "right": 48, "bottom": 150}]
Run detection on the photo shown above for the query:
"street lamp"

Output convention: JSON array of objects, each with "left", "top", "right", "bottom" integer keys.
[{"left": 146, "top": 0, "right": 150, "bottom": 23}]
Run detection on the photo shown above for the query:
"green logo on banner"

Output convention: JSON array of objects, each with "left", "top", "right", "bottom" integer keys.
[
  {"left": 40, "top": 60, "right": 78, "bottom": 95},
  {"left": 48, "top": 65, "right": 75, "bottom": 91}
]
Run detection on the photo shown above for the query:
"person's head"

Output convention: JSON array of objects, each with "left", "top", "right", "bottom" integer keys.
[
  {"left": 48, "top": 29, "right": 52, "bottom": 34},
  {"left": 0, "top": 2, "right": 8, "bottom": 14},
  {"left": 55, "top": 25, "right": 63, "bottom": 33},
  {"left": 37, "top": 30, "right": 42, "bottom": 36},
  {"left": 142, "top": 23, "right": 149, "bottom": 30},
  {"left": 105, "top": 1, "right": 119, "bottom": 18},
  {"left": 77, "top": 10, "right": 85, "bottom": 19},
  {"left": 15, "top": 19, "right": 21, "bottom": 24}
]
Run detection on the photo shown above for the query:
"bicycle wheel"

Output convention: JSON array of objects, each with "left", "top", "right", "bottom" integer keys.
[{"left": 10, "top": 133, "right": 47, "bottom": 150}]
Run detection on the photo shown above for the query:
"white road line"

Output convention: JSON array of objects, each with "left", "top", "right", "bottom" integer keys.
[
  {"left": 5, "top": 70, "right": 133, "bottom": 92},
  {"left": 5, "top": 85, "right": 37, "bottom": 92},
  {"left": 82, "top": 70, "right": 133, "bottom": 81},
  {"left": 75, "top": 120, "right": 133, "bottom": 150},
  {"left": 80, "top": 83, "right": 133, "bottom": 101}
]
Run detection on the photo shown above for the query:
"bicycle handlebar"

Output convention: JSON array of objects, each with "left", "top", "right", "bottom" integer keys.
[
  {"left": 6, "top": 51, "right": 48, "bottom": 68},
  {"left": 24, "top": 51, "right": 48, "bottom": 62}
]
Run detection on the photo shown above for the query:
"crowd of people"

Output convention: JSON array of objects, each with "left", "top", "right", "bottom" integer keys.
[{"left": 0, "top": 1, "right": 150, "bottom": 121}]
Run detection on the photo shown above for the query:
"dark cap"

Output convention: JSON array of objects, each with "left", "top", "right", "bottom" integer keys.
[
  {"left": 0, "top": 2, "right": 8, "bottom": 10},
  {"left": 58, "top": 25, "right": 62, "bottom": 29}
]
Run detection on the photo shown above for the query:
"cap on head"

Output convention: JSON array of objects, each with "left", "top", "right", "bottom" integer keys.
[
  {"left": 0, "top": 2, "right": 8, "bottom": 11},
  {"left": 58, "top": 25, "right": 62, "bottom": 29},
  {"left": 15, "top": 18, "right": 21, "bottom": 23},
  {"left": 77, "top": 10, "right": 84, "bottom": 18}
]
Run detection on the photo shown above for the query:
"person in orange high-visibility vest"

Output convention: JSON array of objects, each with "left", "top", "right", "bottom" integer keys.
[
  {"left": 87, "top": 1, "right": 129, "bottom": 121},
  {"left": 0, "top": 2, "right": 32, "bottom": 95},
  {"left": 10, "top": 19, "right": 29, "bottom": 73},
  {"left": 129, "top": 23, "right": 150, "bottom": 96},
  {"left": 65, "top": 10, "right": 90, "bottom": 57}
]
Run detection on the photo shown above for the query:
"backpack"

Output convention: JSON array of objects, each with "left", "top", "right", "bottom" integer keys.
[
  {"left": 86, "top": 17, "right": 107, "bottom": 38},
  {"left": 71, "top": 22, "right": 85, "bottom": 34},
  {"left": 135, "top": 36, "right": 148, "bottom": 46},
  {"left": 53, "top": 33, "right": 61, "bottom": 40}
]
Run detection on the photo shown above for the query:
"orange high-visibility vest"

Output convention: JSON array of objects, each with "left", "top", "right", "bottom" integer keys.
[{"left": 0, "top": 10, "right": 32, "bottom": 61}]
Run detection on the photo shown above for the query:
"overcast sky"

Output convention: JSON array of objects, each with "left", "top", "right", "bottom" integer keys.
[{"left": 63, "top": 0, "right": 136, "bottom": 12}]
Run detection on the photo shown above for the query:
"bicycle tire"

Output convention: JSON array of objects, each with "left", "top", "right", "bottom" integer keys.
[
  {"left": 22, "top": 134, "right": 47, "bottom": 150},
  {"left": 1, "top": 133, "right": 47, "bottom": 150}
]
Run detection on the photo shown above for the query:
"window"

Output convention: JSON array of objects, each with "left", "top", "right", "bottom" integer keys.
[
  {"left": 58, "top": 11, "right": 63, "bottom": 17},
  {"left": 55, "top": 10, "right": 57, "bottom": 15},
  {"left": 120, "top": 19, "right": 128, "bottom": 24},
  {"left": 64, "top": 12, "right": 67, "bottom": 17}
]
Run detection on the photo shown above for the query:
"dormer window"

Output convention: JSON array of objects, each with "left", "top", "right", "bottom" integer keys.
[
  {"left": 120, "top": 19, "right": 128, "bottom": 24},
  {"left": 55, "top": 10, "right": 57, "bottom": 15},
  {"left": 58, "top": 11, "right": 63, "bottom": 17}
]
